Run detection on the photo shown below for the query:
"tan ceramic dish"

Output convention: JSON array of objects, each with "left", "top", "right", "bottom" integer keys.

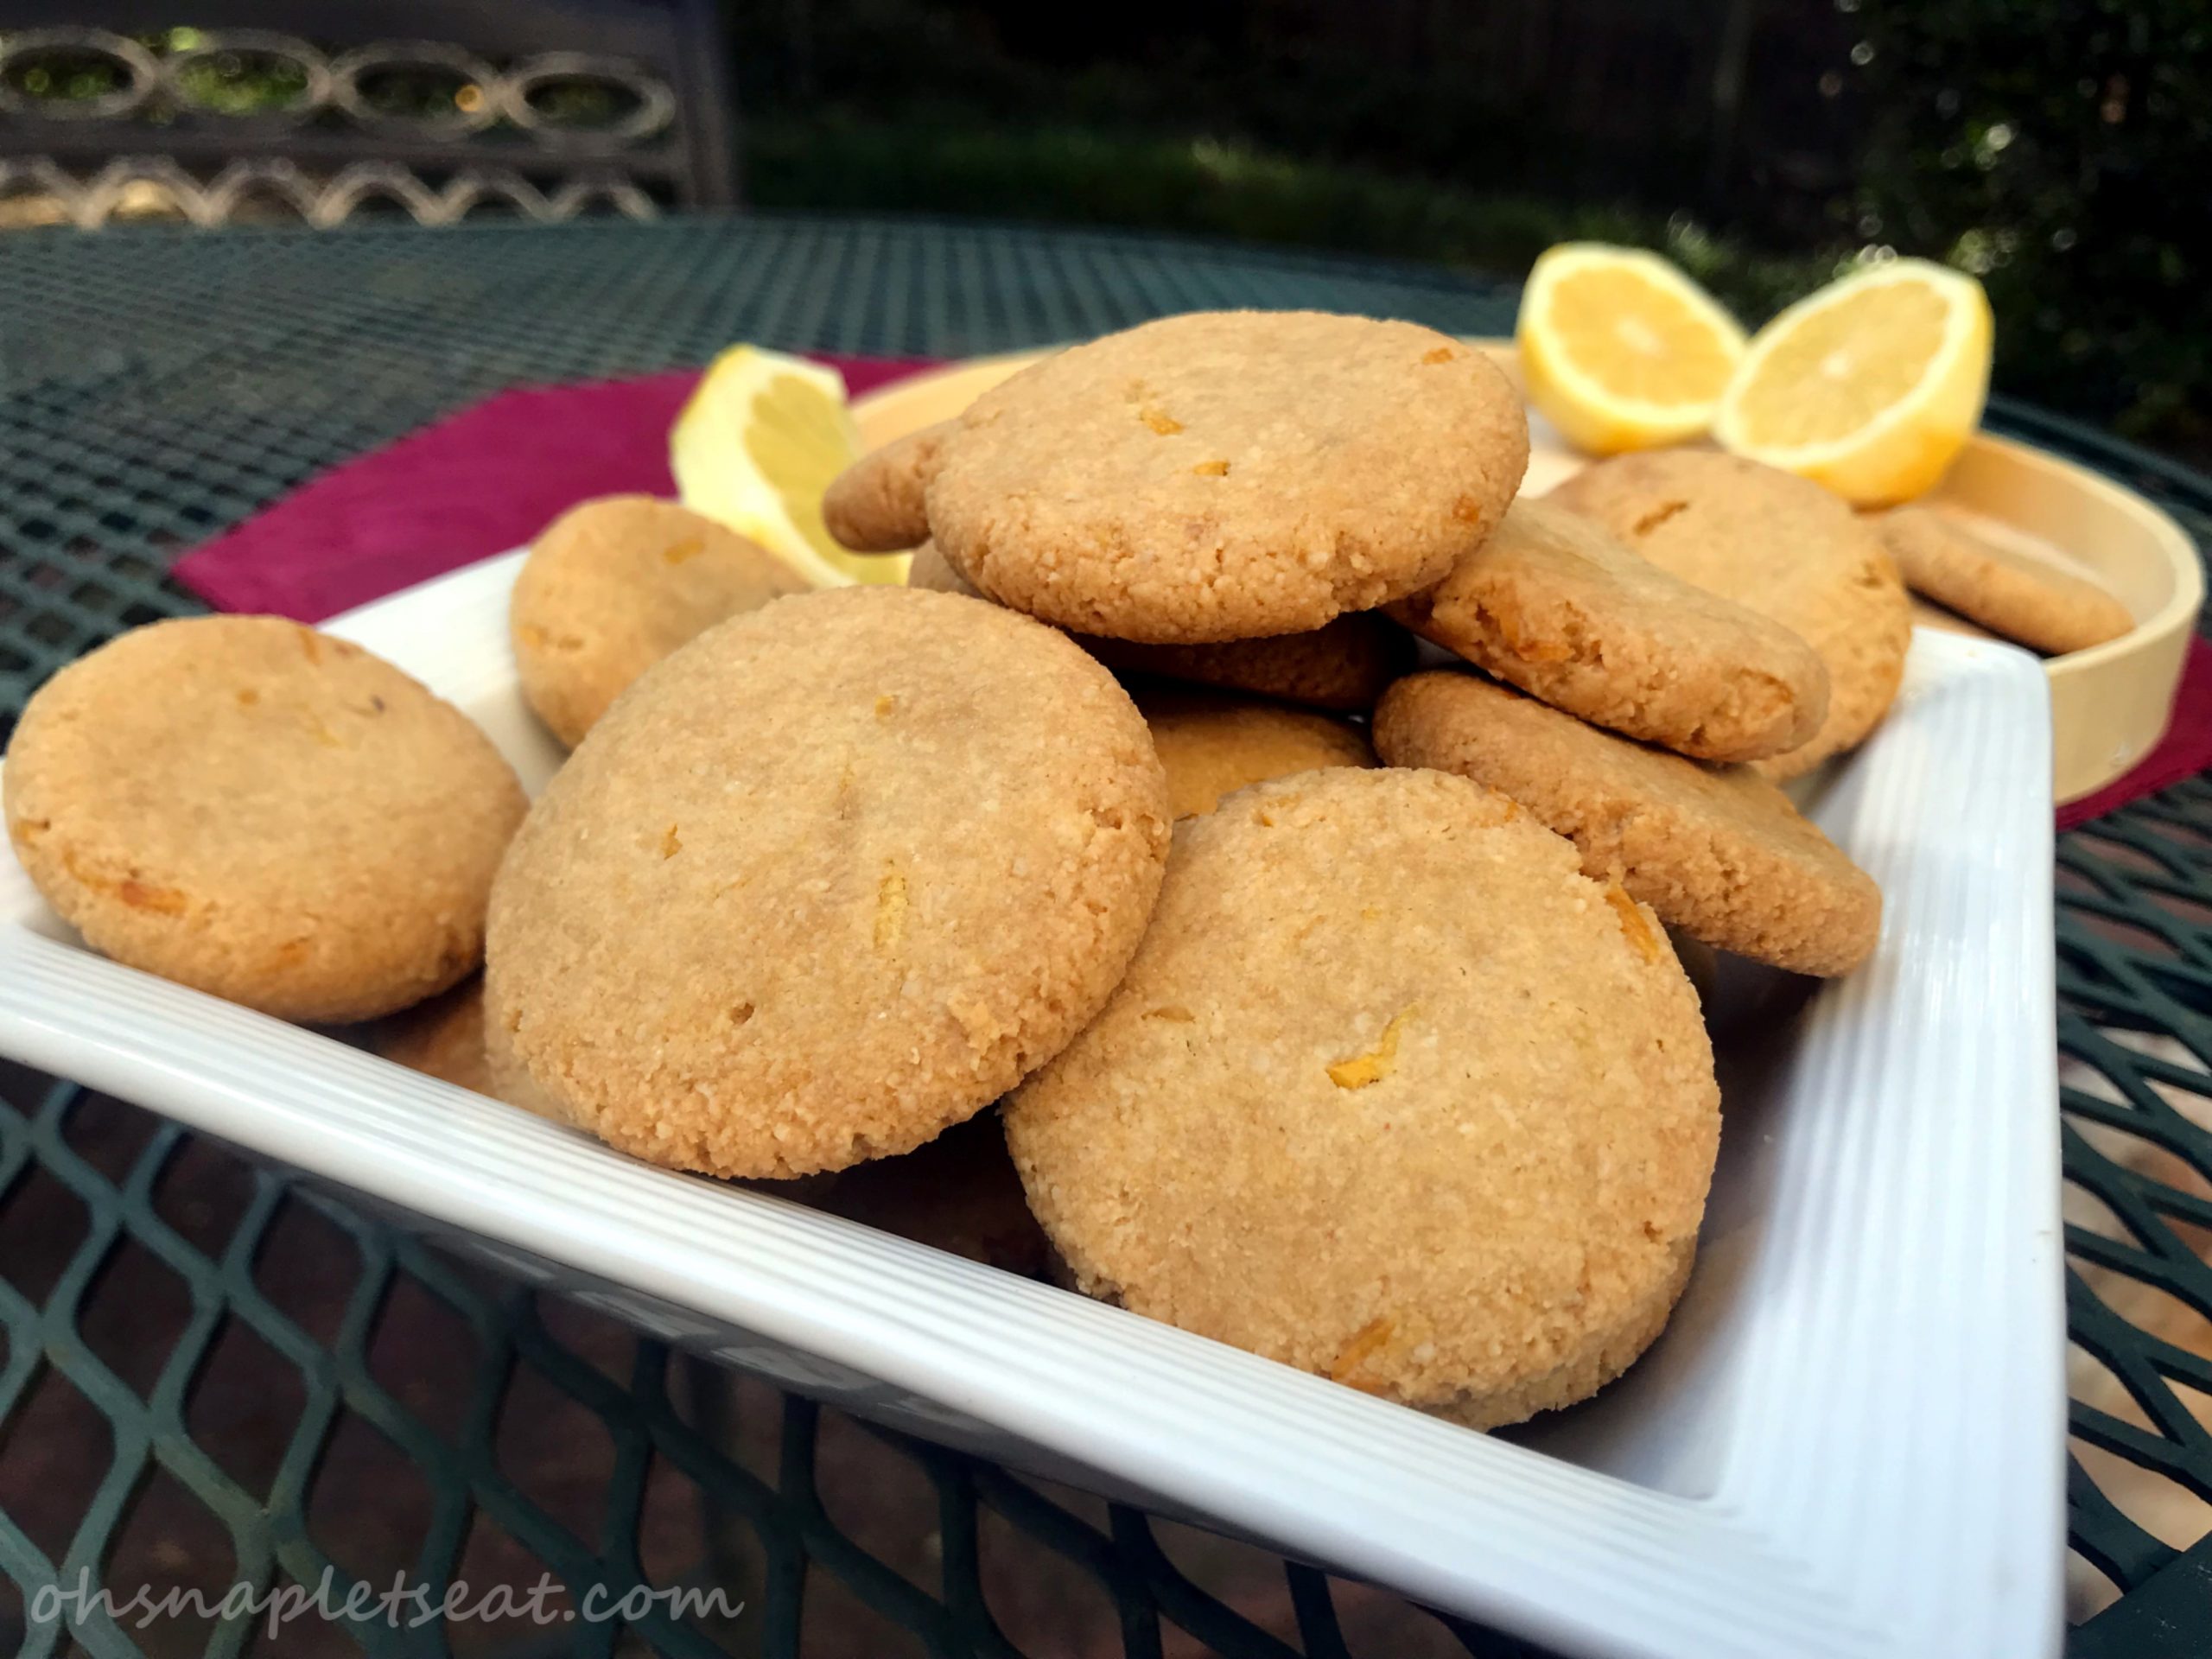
[{"left": 852, "top": 344, "right": 2202, "bottom": 805}]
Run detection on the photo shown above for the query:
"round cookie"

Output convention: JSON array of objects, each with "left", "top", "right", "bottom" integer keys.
[
  {"left": 927, "top": 311, "right": 1529, "bottom": 644},
  {"left": 1547, "top": 449, "right": 1909, "bottom": 779},
  {"left": 1135, "top": 688, "right": 1374, "bottom": 817},
  {"left": 5, "top": 616, "right": 526, "bottom": 1022},
  {"left": 1388, "top": 498, "right": 1828, "bottom": 761},
  {"left": 823, "top": 421, "right": 955, "bottom": 552},
  {"left": 486, "top": 585, "right": 1173, "bottom": 1180},
  {"left": 1004, "top": 766, "right": 1719, "bottom": 1430},
  {"left": 512, "top": 495, "right": 809, "bottom": 747},
  {"left": 1876, "top": 505, "right": 2132, "bottom": 655},
  {"left": 1374, "top": 671, "right": 1880, "bottom": 976}
]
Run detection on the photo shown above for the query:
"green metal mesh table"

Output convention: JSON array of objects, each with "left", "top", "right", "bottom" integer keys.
[{"left": 0, "top": 218, "right": 2208, "bottom": 1658}]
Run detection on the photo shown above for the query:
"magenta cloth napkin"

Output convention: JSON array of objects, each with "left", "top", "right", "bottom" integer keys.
[
  {"left": 171, "top": 353, "right": 2209, "bottom": 825},
  {"left": 172, "top": 354, "right": 936, "bottom": 622}
]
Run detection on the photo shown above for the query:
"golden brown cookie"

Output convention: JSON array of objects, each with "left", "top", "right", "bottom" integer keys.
[
  {"left": 916, "top": 541, "right": 1412, "bottom": 712},
  {"left": 1004, "top": 767, "right": 1718, "bottom": 1429},
  {"left": 1548, "top": 449, "right": 1909, "bottom": 779},
  {"left": 5, "top": 616, "right": 526, "bottom": 1022},
  {"left": 486, "top": 586, "right": 1173, "bottom": 1180},
  {"left": 1910, "top": 594, "right": 1997, "bottom": 640},
  {"left": 1388, "top": 498, "right": 1828, "bottom": 761},
  {"left": 1876, "top": 505, "right": 2132, "bottom": 655},
  {"left": 927, "top": 311, "right": 1529, "bottom": 644},
  {"left": 823, "top": 421, "right": 954, "bottom": 552},
  {"left": 511, "top": 495, "right": 808, "bottom": 747},
  {"left": 1375, "top": 671, "right": 1880, "bottom": 976},
  {"left": 1136, "top": 688, "right": 1374, "bottom": 817}
]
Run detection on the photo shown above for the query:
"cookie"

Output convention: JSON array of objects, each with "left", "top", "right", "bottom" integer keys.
[
  {"left": 1004, "top": 767, "right": 1718, "bottom": 1429},
  {"left": 1548, "top": 450, "right": 1909, "bottom": 779},
  {"left": 5, "top": 616, "right": 526, "bottom": 1022},
  {"left": 915, "top": 542, "right": 1412, "bottom": 712},
  {"left": 1387, "top": 498, "right": 1828, "bottom": 761},
  {"left": 927, "top": 311, "right": 1529, "bottom": 644},
  {"left": 1084, "top": 613, "right": 1414, "bottom": 712},
  {"left": 823, "top": 421, "right": 954, "bottom": 552},
  {"left": 1375, "top": 671, "right": 1880, "bottom": 976},
  {"left": 486, "top": 585, "right": 1173, "bottom": 1180},
  {"left": 1876, "top": 505, "right": 2132, "bottom": 655},
  {"left": 1136, "top": 688, "right": 1374, "bottom": 817},
  {"left": 512, "top": 495, "right": 809, "bottom": 747}
]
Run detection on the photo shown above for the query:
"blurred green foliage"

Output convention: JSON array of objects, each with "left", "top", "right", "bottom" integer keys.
[
  {"left": 739, "top": 0, "right": 2207, "bottom": 451},
  {"left": 1847, "top": 0, "right": 2209, "bottom": 445}
]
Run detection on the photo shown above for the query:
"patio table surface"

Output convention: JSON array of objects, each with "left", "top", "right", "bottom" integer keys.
[{"left": 0, "top": 215, "right": 2209, "bottom": 1659}]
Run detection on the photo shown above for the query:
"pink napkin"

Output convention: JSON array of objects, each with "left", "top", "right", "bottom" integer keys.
[
  {"left": 173, "top": 355, "right": 935, "bottom": 622},
  {"left": 169, "top": 354, "right": 2209, "bottom": 827}
]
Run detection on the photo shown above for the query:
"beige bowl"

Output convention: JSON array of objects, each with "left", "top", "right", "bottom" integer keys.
[{"left": 852, "top": 343, "right": 2202, "bottom": 804}]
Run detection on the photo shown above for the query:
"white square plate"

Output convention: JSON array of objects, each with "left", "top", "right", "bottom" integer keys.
[{"left": 0, "top": 553, "right": 2065, "bottom": 1659}]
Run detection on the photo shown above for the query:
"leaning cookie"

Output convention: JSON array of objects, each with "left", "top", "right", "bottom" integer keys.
[
  {"left": 1004, "top": 767, "right": 1719, "bottom": 1430},
  {"left": 1136, "top": 688, "right": 1374, "bottom": 817},
  {"left": 927, "top": 311, "right": 1528, "bottom": 643},
  {"left": 1375, "top": 671, "right": 1880, "bottom": 977},
  {"left": 486, "top": 586, "right": 1173, "bottom": 1180},
  {"left": 1388, "top": 499, "right": 1827, "bottom": 762},
  {"left": 5, "top": 616, "right": 526, "bottom": 1022},
  {"left": 512, "top": 496, "right": 808, "bottom": 747},
  {"left": 823, "top": 421, "right": 955, "bottom": 552},
  {"left": 1548, "top": 450, "right": 1909, "bottom": 780},
  {"left": 1876, "top": 506, "right": 2132, "bottom": 656}
]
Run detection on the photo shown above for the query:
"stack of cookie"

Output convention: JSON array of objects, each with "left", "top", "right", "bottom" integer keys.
[{"left": 0, "top": 308, "right": 1914, "bottom": 1435}]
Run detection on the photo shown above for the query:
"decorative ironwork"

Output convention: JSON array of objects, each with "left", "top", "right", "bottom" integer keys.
[{"left": 0, "top": 22, "right": 726, "bottom": 226}]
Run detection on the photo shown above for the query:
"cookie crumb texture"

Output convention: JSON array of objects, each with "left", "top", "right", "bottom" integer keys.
[
  {"left": 1135, "top": 689, "right": 1374, "bottom": 818},
  {"left": 486, "top": 586, "right": 1172, "bottom": 1180},
  {"left": 1376, "top": 671, "right": 1881, "bottom": 977},
  {"left": 1548, "top": 449, "right": 1910, "bottom": 779},
  {"left": 1877, "top": 505, "right": 2133, "bottom": 656},
  {"left": 822, "top": 421, "right": 953, "bottom": 552},
  {"left": 4, "top": 615, "right": 526, "bottom": 1023},
  {"left": 926, "top": 311, "right": 1529, "bottom": 644},
  {"left": 1004, "top": 767, "right": 1718, "bottom": 1428},
  {"left": 1389, "top": 498, "right": 1829, "bottom": 762},
  {"left": 512, "top": 495, "right": 809, "bottom": 747}
]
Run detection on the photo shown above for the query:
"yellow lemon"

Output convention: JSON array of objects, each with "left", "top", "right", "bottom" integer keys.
[
  {"left": 1516, "top": 244, "right": 1747, "bottom": 454},
  {"left": 669, "top": 345, "right": 910, "bottom": 585},
  {"left": 1714, "top": 258, "right": 1993, "bottom": 505}
]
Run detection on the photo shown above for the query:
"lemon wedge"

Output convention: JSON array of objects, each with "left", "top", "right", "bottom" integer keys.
[
  {"left": 1516, "top": 244, "right": 1747, "bottom": 454},
  {"left": 669, "top": 345, "right": 910, "bottom": 585},
  {"left": 1714, "top": 258, "right": 1993, "bottom": 505}
]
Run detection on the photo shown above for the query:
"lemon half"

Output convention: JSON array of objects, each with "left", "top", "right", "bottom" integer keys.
[
  {"left": 670, "top": 345, "right": 911, "bottom": 585},
  {"left": 1714, "top": 258, "right": 1993, "bottom": 505},
  {"left": 1517, "top": 244, "right": 1748, "bottom": 454}
]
